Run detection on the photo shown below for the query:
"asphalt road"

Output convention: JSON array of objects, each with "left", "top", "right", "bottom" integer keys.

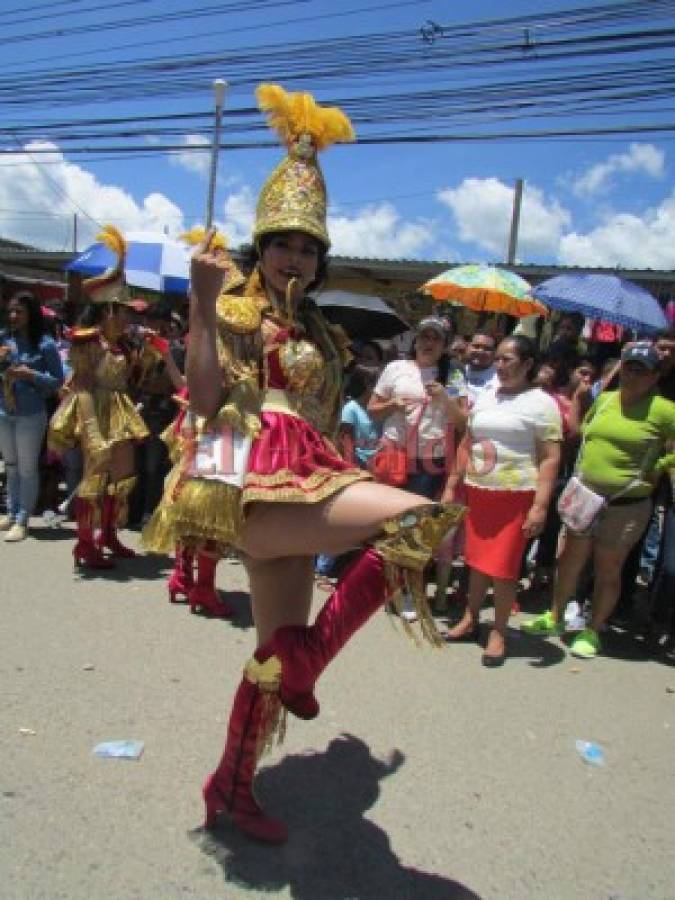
[{"left": 2, "top": 521, "right": 674, "bottom": 900}]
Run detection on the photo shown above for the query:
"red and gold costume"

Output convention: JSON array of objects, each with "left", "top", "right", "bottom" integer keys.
[
  {"left": 49, "top": 227, "right": 152, "bottom": 568},
  {"left": 144, "top": 85, "right": 464, "bottom": 844}
]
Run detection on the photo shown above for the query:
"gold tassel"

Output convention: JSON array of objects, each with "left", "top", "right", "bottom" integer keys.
[
  {"left": 243, "top": 656, "right": 287, "bottom": 760},
  {"left": 376, "top": 503, "right": 467, "bottom": 648}
]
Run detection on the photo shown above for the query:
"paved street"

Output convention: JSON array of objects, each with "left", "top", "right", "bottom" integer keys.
[{"left": 2, "top": 521, "right": 674, "bottom": 900}]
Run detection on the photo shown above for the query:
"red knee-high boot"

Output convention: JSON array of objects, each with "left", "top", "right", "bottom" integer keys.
[
  {"left": 203, "top": 662, "right": 288, "bottom": 844},
  {"left": 168, "top": 544, "right": 194, "bottom": 603},
  {"left": 256, "top": 548, "right": 386, "bottom": 721},
  {"left": 255, "top": 503, "right": 467, "bottom": 722},
  {"left": 96, "top": 479, "right": 137, "bottom": 558},
  {"left": 73, "top": 497, "right": 115, "bottom": 570},
  {"left": 188, "top": 552, "right": 234, "bottom": 618}
]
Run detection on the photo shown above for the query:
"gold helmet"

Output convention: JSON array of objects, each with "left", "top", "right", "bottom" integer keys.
[{"left": 254, "top": 84, "right": 355, "bottom": 250}]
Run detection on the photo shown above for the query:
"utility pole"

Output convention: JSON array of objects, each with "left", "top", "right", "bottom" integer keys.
[
  {"left": 206, "top": 79, "right": 228, "bottom": 229},
  {"left": 72, "top": 213, "right": 78, "bottom": 252},
  {"left": 507, "top": 178, "right": 523, "bottom": 265}
]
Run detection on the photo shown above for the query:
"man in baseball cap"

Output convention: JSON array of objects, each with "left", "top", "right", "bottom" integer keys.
[{"left": 621, "top": 342, "right": 661, "bottom": 371}]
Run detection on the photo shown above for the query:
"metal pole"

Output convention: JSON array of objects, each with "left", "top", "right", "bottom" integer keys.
[
  {"left": 507, "top": 178, "right": 523, "bottom": 265},
  {"left": 73, "top": 213, "right": 78, "bottom": 252},
  {"left": 205, "top": 79, "right": 227, "bottom": 229}
]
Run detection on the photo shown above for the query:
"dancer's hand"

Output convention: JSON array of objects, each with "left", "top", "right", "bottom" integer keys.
[{"left": 190, "top": 228, "right": 231, "bottom": 314}]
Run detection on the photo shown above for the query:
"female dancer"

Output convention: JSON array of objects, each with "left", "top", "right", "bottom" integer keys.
[
  {"left": 49, "top": 227, "right": 171, "bottom": 568},
  {"left": 149, "top": 85, "right": 464, "bottom": 844}
]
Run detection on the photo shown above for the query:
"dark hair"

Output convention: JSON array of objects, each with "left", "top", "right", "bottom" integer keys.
[
  {"left": 356, "top": 339, "right": 384, "bottom": 362},
  {"left": 470, "top": 329, "right": 496, "bottom": 348},
  {"left": 241, "top": 231, "right": 329, "bottom": 294},
  {"left": 345, "top": 369, "right": 376, "bottom": 398},
  {"left": 8, "top": 291, "right": 45, "bottom": 348},
  {"left": 408, "top": 329, "right": 455, "bottom": 385},
  {"left": 556, "top": 312, "right": 584, "bottom": 336},
  {"left": 538, "top": 347, "right": 575, "bottom": 390},
  {"left": 499, "top": 334, "right": 538, "bottom": 382}
]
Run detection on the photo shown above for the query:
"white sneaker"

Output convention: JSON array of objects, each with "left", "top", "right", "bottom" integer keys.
[
  {"left": 4, "top": 523, "right": 27, "bottom": 542},
  {"left": 42, "top": 510, "right": 61, "bottom": 527}
]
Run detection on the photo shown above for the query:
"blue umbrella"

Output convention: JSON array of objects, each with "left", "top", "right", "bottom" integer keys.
[
  {"left": 532, "top": 273, "right": 667, "bottom": 333},
  {"left": 67, "top": 231, "right": 190, "bottom": 294}
]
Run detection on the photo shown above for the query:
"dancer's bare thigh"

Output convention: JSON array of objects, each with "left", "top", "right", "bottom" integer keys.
[
  {"left": 239, "top": 480, "right": 432, "bottom": 560},
  {"left": 243, "top": 554, "right": 316, "bottom": 643}
]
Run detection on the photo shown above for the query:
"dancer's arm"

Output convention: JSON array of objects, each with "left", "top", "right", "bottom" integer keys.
[{"left": 187, "top": 230, "right": 229, "bottom": 419}]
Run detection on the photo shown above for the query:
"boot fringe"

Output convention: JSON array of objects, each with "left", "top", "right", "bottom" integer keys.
[
  {"left": 377, "top": 502, "right": 466, "bottom": 649},
  {"left": 243, "top": 656, "right": 287, "bottom": 759}
]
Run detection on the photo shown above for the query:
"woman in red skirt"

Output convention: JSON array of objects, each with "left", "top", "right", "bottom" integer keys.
[{"left": 443, "top": 335, "right": 561, "bottom": 666}]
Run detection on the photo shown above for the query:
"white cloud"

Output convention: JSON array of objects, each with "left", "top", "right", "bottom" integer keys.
[
  {"left": 328, "top": 203, "right": 432, "bottom": 258},
  {"left": 169, "top": 134, "right": 211, "bottom": 178},
  {"left": 0, "top": 141, "right": 184, "bottom": 250},
  {"left": 437, "top": 177, "right": 570, "bottom": 261},
  {"left": 214, "top": 192, "right": 434, "bottom": 258},
  {"left": 559, "top": 190, "right": 675, "bottom": 268},
  {"left": 572, "top": 142, "right": 665, "bottom": 196},
  {"left": 216, "top": 185, "right": 257, "bottom": 248}
]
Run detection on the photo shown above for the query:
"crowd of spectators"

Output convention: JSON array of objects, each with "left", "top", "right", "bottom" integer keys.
[{"left": 1, "top": 288, "right": 674, "bottom": 664}]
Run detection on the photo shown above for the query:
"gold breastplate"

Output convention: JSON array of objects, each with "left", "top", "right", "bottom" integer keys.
[{"left": 278, "top": 338, "right": 324, "bottom": 395}]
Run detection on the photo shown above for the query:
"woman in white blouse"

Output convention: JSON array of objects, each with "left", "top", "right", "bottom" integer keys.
[
  {"left": 443, "top": 335, "right": 562, "bottom": 666},
  {"left": 368, "top": 316, "right": 467, "bottom": 500}
]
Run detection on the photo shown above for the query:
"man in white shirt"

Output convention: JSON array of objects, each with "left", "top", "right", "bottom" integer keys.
[{"left": 465, "top": 330, "right": 498, "bottom": 407}]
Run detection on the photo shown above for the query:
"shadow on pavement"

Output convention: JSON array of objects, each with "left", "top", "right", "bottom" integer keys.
[
  {"left": 506, "top": 627, "right": 567, "bottom": 668},
  {"left": 221, "top": 590, "right": 253, "bottom": 630},
  {"left": 72, "top": 551, "right": 172, "bottom": 583},
  {"left": 191, "top": 733, "right": 481, "bottom": 899}
]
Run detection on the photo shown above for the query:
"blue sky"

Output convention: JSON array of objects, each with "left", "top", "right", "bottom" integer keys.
[{"left": 1, "top": 0, "right": 674, "bottom": 269}]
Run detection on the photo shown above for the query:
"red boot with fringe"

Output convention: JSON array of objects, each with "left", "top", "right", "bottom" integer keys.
[
  {"left": 203, "top": 661, "right": 287, "bottom": 844},
  {"left": 255, "top": 548, "right": 386, "bottom": 721}
]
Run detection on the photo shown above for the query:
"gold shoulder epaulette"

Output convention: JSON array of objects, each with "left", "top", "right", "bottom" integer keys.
[{"left": 216, "top": 292, "right": 262, "bottom": 335}]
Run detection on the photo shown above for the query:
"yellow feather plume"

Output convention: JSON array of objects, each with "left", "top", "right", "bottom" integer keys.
[
  {"left": 256, "top": 83, "right": 355, "bottom": 151},
  {"left": 82, "top": 223, "right": 127, "bottom": 296},
  {"left": 180, "top": 227, "right": 228, "bottom": 250},
  {"left": 95, "top": 224, "right": 127, "bottom": 266}
]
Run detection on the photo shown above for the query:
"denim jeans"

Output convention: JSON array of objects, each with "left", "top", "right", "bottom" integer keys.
[
  {"left": 639, "top": 504, "right": 662, "bottom": 581},
  {"left": 0, "top": 410, "right": 48, "bottom": 525},
  {"left": 650, "top": 507, "right": 675, "bottom": 634}
]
